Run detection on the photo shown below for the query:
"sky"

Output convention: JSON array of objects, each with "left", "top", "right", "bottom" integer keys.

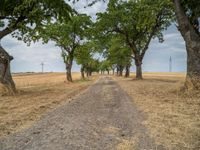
[{"left": 1, "top": 1, "right": 187, "bottom": 73}]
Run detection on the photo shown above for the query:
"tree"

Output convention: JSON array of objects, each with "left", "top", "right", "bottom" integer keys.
[
  {"left": 75, "top": 42, "right": 94, "bottom": 79},
  {"left": 43, "top": 14, "right": 92, "bottom": 82},
  {"left": 0, "top": 0, "right": 72, "bottom": 94},
  {"left": 173, "top": 0, "right": 200, "bottom": 90},
  {"left": 107, "top": 36, "right": 132, "bottom": 77},
  {"left": 99, "top": 60, "right": 111, "bottom": 75},
  {"left": 85, "top": 59, "right": 100, "bottom": 76},
  {"left": 96, "top": 0, "right": 173, "bottom": 79}
]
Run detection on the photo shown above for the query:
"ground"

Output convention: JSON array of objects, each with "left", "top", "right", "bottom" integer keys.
[
  {"left": 0, "top": 73, "right": 199, "bottom": 150},
  {"left": 116, "top": 73, "right": 200, "bottom": 150},
  {"left": 0, "top": 73, "right": 97, "bottom": 137},
  {"left": 0, "top": 76, "right": 165, "bottom": 150}
]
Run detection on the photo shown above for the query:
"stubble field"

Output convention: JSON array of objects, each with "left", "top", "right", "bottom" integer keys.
[
  {"left": 116, "top": 72, "right": 200, "bottom": 149},
  {"left": 0, "top": 73, "right": 97, "bottom": 137},
  {"left": 0, "top": 72, "right": 199, "bottom": 150}
]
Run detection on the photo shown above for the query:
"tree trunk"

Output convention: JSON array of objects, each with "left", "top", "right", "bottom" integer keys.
[
  {"left": 136, "top": 64, "right": 142, "bottom": 79},
  {"left": 0, "top": 26, "right": 17, "bottom": 95},
  {"left": 125, "top": 65, "right": 130, "bottom": 78},
  {"left": 86, "top": 70, "right": 89, "bottom": 77},
  {"left": 107, "top": 70, "right": 109, "bottom": 75},
  {"left": 81, "top": 65, "right": 85, "bottom": 79},
  {"left": 116, "top": 67, "right": 119, "bottom": 76},
  {"left": 89, "top": 71, "right": 92, "bottom": 76},
  {"left": 66, "top": 64, "right": 72, "bottom": 82},
  {"left": 135, "top": 59, "right": 143, "bottom": 79},
  {"left": 185, "top": 47, "right": 200, "bottom": 90},
  {"left": 174, "top": 0, "right": 200, "bottom": 90},
  {"left": 119, "top": 71, "right": 122, "bottom": 76},
  {"left": 0, "top": 45, "right": 16, "bottom": 95},
  {"left": 65, "top": 55, "right": 73, "bottom": 82},
  {"left": 112, "top": 69, "right": 115, "bottom": 75},
  {"left": 119, "top": 66, "right": 123, "bottom": 76}
]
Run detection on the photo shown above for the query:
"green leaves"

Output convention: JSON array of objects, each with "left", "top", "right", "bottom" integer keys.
[
  {"left": 108, "top": 36, "right": 132, "bottom": 67},
  {"left": 75, "top": 42, "right": 93, "bottom": 65},
  {"left": 0, "top": 0, "right": 73, "bottom": 43},
  {"left": 43, "top": 14, "right": 92, "bottom": 49},
  {"left": 96, "top": 0, "right": 174, "bottom": 55},
  {"left": 39, "top": 13, "right": 93, "bottom": 69}
]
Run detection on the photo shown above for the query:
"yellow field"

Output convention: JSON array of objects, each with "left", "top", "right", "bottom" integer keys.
[
  {"left": 0, "top": 73, "right": 97, "bottom": 137},
  {"left": 116, "top": 72, "right": 200, "bottom": 149},
  {"left": 13, "top": 72, "right": 81, "bottom": 88},
  {"left": 1, "top": 72, "right": 199, "bottom": 149}
]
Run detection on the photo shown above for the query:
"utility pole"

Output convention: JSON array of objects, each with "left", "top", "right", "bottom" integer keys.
[
  {"left": 169, "top": 56, "right": 172, "bottom": 72},
  {"left": 41, "top": 62, "right": 44, "bottom": 73}
]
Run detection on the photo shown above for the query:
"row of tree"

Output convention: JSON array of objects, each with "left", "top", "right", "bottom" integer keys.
[
  {"left": 0, "top": 0, "right": 200, "bottom": 95},
  {"left": 94, "top": 0, "right": 200, "bottom": 90}
]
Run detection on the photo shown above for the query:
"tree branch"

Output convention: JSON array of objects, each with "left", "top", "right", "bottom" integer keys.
[
  {"left": 0, "top": 27, "right": 13, "bottom": 40},
  {"left": 0, "top": 16, "right": 13, "bottom": 20},
  {"left": 0, "top": 15, "right": 26, "bottom": 39}
]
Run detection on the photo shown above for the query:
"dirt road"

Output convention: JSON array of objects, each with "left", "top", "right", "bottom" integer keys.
[{"left": 0, "top": 77, "right": 165, "bottom": 150}]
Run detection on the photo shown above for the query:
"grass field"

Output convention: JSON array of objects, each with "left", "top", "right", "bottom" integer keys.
[
  {"left": 116, "top": 72, "right": 200, "bottom": 149},
  {"left": 0, "top": 73, "right": 97, "bottom": 137}
]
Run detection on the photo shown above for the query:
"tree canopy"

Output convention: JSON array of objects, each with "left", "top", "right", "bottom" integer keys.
[
  {"left": 0, "top": 0, "right": 73, "bottom": 42},
  {"left": 95, "top": 0, "right": 174, "bottom": 79},
  {"left": 40, "top": 14, "right": 92, "bottom": 81}
]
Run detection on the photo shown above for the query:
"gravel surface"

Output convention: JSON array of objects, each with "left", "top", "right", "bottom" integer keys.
[{"left": 0, "top": 76, "right": 166, "bottom": 150}]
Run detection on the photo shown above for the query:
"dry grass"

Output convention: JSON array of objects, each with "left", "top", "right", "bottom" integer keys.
[
  {"left": 115, "top": 73, "right": 200, "bottom": 150},
  {"left": 117, "top": 137, "right": 137, "bottom": 150},
  {"left": 0, "top": 73, "right": 97, "bottom": 137}
]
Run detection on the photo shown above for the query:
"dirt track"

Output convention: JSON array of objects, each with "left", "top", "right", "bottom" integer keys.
[{"left": 0, "top": 76, "right": 165, "bottom": 150}]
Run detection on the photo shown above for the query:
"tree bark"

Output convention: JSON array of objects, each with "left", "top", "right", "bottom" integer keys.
[
  {"left": 81, "top": 65, "right": 85, "bottom": 79},
  {"left": 0, "top": 44, "right": 16, "bottom": 95},
  {"left": 125, "top": 65, "right": 130, "bottom": 78},
  {"left": 116, "top": 67, "right": 119, "bottom": 76},
  {"left": 119, "top": 66, "right": 123, "bottom": 76},
  {"left": 89, "top": 70, "right": 92, "bottom": 76},
  {"left": 135, "top": 58, "right": 143, "bottom": 79},
  {"left": 112, "top": 69, "right": 115, "bottom": 75},
  {"left": 65, "top": 54, "right": 73, "bottom": 82},
  {"left": 174, "top": 0, "right": 200, "bottom": 90},
  {"left": 0, "top": 26, "right": 18, "bottom": 95},
  {"left": 66, "top": 64, "right": 72, "bottom": 82},
  {"left": 86, "top": 70, "right": 89, "bottom": 77}
]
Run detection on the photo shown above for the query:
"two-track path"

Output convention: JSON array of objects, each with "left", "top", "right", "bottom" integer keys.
[{"left": 0, "top": 77, "right": 165, "bottom": 150}]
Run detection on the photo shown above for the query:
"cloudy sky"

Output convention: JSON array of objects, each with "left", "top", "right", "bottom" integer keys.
[{"left": 1, "top": 1, "right": 187, "bottom": 73}]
